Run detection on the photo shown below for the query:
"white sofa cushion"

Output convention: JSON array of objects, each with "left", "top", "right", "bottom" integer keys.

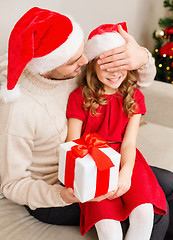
[
  {"left": 0, "top": 198, "right": 97, "bottom": 240},
  {"left": 137, "top": 122, "right": 173, "bottom": 172},
  {"left": 140, "top": 81, "right": 173, "bottom": 128}
]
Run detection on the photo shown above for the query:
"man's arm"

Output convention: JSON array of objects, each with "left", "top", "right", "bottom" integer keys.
[
  {"left": 133, "top": 49, "right": 156, "bottom": 87},
  {"left": 0, "top": 100, "right": 70, "bottom": 210}
]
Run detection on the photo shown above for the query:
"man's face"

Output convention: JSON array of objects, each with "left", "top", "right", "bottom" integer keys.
[{"left": 43, "top": 41, "right": 88, "bottom": 80}]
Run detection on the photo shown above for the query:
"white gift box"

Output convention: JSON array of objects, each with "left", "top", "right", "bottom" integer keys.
[{"left": 58, "top": 141, "right": 120, "bottom": 203}]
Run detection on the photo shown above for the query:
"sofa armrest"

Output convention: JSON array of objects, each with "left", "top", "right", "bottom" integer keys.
[{"left": 140, "top": 80, "right": 173, "bottom": 128}]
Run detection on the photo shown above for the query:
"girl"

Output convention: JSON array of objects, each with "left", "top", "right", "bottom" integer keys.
[{"left": 66, "top": 23, "right": 167, "bottom": 240}]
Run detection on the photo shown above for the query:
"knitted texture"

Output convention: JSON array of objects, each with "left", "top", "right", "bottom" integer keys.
[{"left": 0, "top": 65, "right": 77, "bottom": 209}]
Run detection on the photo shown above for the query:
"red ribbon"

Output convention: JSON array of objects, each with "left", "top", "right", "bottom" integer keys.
[{"left": 64, "top": 133, "right": 115, "bottom": 198}]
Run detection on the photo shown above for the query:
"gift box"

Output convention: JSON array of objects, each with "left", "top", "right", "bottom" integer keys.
[{"left": 58, "top": 133, "right": 120, "bottom": 203}]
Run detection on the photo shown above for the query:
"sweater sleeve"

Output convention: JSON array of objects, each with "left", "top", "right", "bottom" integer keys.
[
  {"left": 0, "top": 132, "right": 69, "bottom": 210},
  {"left": 135, "top": 49, "right": 156, "bottom": 88},
  {"left": 0, "top": 101, "right": 70, "bottom": 210}
]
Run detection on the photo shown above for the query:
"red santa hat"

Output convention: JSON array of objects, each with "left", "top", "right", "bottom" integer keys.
[
  {"left": 84, "top": 22, "right": 127, "bottom": 61},
  {"left": 7, "top": 7, "right": 84, "bottom": 91}
]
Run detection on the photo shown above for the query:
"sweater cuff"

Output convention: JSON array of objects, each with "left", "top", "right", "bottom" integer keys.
[
  {"left": 53, "top": 184, "right": 72, "bottom": 207},
  {"left": 139, "top": 48, "right": 154, "bottom": 70}
]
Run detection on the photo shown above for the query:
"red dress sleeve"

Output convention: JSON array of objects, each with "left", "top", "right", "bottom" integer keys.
[
  {"left": 66, "top": 87, "right": 86, "bottom": 121},
  {"left": 133, "top": 88, "right": 146, "bottom": 115}
]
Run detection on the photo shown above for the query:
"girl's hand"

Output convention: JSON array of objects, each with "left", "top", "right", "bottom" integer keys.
[
  {"left": 60, "top": 187, "right": 79, "bottom": 204},
  {"left": 109, "top": 168, "right": 132, "bottom": 199},
  {"left": 97, "top": 25, "right": 148, "bottom": 72},
  {"left": 89, "top": 191, "right": 115, "bottom": 202}
]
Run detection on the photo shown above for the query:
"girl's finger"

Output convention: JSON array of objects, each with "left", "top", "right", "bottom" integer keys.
[{"left": 113, "top": 188, "right": 125, "bottom": 198}]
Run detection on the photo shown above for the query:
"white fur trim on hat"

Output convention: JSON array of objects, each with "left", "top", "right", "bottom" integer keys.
[
  {"left": 0, "top": 82, "right": 21, "bottom": 103},
  {"left": 84, "top": 32, "right": 126, "bottom": 62},
  {"left": 26, "top": 19, "right": 84, "bottom": 74}
]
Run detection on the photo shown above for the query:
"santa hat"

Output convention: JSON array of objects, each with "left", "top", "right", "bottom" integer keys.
[
  {"left": 6, "top": 7, "right": 84, "bottom": 92},
  {"left": 84, "top": 22, "right": 127, "bottom": 61}
]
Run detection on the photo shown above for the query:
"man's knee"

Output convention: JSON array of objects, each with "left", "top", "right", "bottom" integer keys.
[
  {"left": 150, "top": 202, "right": 169, "bottom": 240},
  {"left": 150, "top": 166, "right": 173, "bottom": 198}
]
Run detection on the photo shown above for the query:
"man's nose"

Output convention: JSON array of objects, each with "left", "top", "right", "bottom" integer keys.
[{"left": 79, "top": 54, "right": 88, "bottom": 66}]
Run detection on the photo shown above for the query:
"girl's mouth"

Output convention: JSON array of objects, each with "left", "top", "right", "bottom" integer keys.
[{"left": 107, "top": 76, "right": 121, "bottom": 82}]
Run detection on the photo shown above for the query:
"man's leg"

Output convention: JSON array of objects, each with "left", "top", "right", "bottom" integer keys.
[
  {"left": 25, "top": 203, "right": 80, "bottom": 226},
  {"left": 165, "top": 200, "right": 173, "bottom": 240},
  {"left": 150, "top": 203, "right": 169, "bottom": 240},
  {"left": 150, "top": 166, "right": 173, "bottom": 240}
]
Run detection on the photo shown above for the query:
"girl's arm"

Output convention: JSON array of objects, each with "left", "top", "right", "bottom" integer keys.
[
  {"left": 66, "top": 118, "right": 83, "bottom": 142},
  {"left": 60, "top": 118, "right": 83, "bottom": 203},
  {"left": 109, "top": 113, "right": 141, "bottom": 199}
]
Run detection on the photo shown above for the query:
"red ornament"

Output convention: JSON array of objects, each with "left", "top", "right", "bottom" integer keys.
[
  {"left": 160, "top": 41, "right": 173, "bottom": 56},
  {"left": 165, "top": 27, "right": 173, "bottom": 37}
]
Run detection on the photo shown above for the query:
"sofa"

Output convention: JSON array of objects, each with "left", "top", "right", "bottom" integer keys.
[
  {"left": 137, "top": 80, "right": 173, "bottom": 172},
  {"left": 0, "top": 79, "right": 173, "bottom": 240}
]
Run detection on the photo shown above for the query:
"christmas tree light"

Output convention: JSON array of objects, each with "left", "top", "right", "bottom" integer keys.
[{"left": 153, "top": 0, "right": 173, "bottom": 84}]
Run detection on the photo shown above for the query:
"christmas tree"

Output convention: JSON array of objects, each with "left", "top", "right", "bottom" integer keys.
[{"left": 153, "top": 0, "right": 173, "bottom": 84}]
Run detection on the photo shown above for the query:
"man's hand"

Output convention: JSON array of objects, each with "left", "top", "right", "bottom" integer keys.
[
  {"left": 60, "top": 187, "right": 79, "bottom": 204},
  {"left": 97, "top": 25, "right": 148, "bottom": 72}
]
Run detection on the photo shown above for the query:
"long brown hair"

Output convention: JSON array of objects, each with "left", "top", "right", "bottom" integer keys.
[{"left": 78, "top": 60, "right": 138, "bottom": 117}]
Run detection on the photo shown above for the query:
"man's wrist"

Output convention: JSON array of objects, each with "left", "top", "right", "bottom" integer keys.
[{"left": 140, "top": 48, "right": 153, "bottom": 69}]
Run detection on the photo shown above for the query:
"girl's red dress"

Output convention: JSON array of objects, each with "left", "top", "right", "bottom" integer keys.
[{"left": 66, "top": 86, "right": 167, "bottom": 235}]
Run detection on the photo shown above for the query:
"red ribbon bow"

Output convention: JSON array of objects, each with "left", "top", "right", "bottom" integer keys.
[
  {"left": 64, "top": 133, "right": 115, "bottom": 198},
  {"left": 71, "top": 133, "right": 114, "bottom": 171}
]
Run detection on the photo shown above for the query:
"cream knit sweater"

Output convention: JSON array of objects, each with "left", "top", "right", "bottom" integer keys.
[
  {"left": 0, "top": 53, "right": 156, "bottom": 210},
  {"left": 0, "top": 66, "right": 78, "bottom": 209}
]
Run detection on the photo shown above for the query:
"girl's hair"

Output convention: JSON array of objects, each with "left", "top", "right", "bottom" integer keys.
[{"left": 79, "top": 60, "right": 138, "bottom": 118}]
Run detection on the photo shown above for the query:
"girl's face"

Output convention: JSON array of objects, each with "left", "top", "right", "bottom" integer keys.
[{"left": 94, "top": 61, "right": 127, "bottom": 94}]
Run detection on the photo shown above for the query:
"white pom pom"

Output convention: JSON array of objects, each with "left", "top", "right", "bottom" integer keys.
[{"left": 0, "top": 83, "right": 21, "bottom": 103}]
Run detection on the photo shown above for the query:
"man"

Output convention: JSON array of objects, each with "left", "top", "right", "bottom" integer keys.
[{"left": 0, "top": 7, "right": 172, "bottom": 240}]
